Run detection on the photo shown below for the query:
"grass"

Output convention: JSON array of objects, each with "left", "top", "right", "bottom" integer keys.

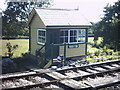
[
  {"left": 2, "top": 39, "right": 29, "bottom": 58},
  {"left": 1, "top": 37, "right": 103, "bottom": 58},
  {"left": 1, "top": 37, "right": 118, "bottom": 59}
]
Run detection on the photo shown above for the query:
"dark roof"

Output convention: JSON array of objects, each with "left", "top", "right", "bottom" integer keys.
[{"left": 29, "top": 8, "right": 91, "bottom": 26}]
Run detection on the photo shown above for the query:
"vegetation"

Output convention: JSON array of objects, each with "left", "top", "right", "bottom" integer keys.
[
  {"left": 2, "top": 39, "right": 29, "bottom": 58},
  {"left": 2, "top": 0, "right": 53, "bottom": 38},
  {"left": 87, "top": 36, "right": 119, "bottom": 62},
  {"left": 2, "top": 1, "right": 119, "bottom": 74},
  {"left": 2, "top": 52, "right": 38, "bottom": 74},
  {"left": 2, "top": 37, "right": 119, "bottom": 58},
  {"left": 2, "top": 37, "right": 119, "bottom": 74},
  {"left": 94, "top": 1, "right": 120, "bottom": 51},
  {"left": 6, "top": 42, "right": 18, "bottom": 58}
]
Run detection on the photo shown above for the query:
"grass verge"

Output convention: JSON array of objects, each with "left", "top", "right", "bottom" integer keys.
[{"left": 2, "top": 39, "right": 29, "bottom": 58}]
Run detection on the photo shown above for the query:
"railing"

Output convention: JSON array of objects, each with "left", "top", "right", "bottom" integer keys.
[{"left": 36, "top": 45, "right": 46, "bottom": 67}]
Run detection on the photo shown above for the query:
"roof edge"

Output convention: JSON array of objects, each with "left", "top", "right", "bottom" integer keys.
[
  {"left": 27, "top": 8, "right": 36, "bottom": 26},
  {"left": 35, "top": 7, "right": 79, "bottom": 11},
  {"left": 46, "top": 25, "right": 92, "bottom": 29},
  {"left": 46, "top": 25, "right": 92, "bottom": 27},
  {"left": 28, "top": 8, "right": 46, "bottom": 26}
]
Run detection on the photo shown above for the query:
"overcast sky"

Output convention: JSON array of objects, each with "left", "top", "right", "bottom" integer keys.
[
  {"left": 53, "top": 0, "right": 118, "bottom": 22},
  {"left": 0, "top": 0, "right": 118, "bottom": 22}
]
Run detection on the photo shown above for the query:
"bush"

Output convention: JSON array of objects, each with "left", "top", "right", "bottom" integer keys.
[
  {"left": 109, "top": 51, "right": 113, "bottom": 55},
  {"left": 6, "top": 42, "right": 18, "bottom": 58},
  {"left": 94, "top": 50, "right": 101, "bottom": 56},
  {"left": 87, "top": 51, "right": 92, "bottom": 56},
  {"left": 13, "top": 52, "right": 38, "bottom": 71}
]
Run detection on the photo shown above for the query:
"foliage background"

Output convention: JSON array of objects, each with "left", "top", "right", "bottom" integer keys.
[
  {"left": 94, "top": 1, "right": 120, "bottom": 51},
  {"left": 2, "top": 0, "right": 53, "bottom": 38}
]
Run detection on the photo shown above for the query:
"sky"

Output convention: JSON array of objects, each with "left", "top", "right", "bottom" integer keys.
[
  {"left": 53, "top": 0, "right": 118, "bottom": 22},
  {"left": 0, "top": 0, "right": 118, "bottom": 22}
]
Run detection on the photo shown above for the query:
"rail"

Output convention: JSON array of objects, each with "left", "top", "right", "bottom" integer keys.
[{"left": 1, "top": 60, "right": 120, "bottom": 90}]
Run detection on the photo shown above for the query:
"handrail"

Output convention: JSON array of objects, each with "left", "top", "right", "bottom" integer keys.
[
  {"left": 52, "top": 42, "right": 87, "bottom": 46},
  {"left": 38, "top": 45, "right": 45, "bottom": 52}
]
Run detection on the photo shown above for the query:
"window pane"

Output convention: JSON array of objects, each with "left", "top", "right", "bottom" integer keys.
[
  {"left": 70, "top": 30, "right": 77, "bottom": 43},
  {"left": 60, "top": 31, "right": 64, "bottom": 36},
  {"left": 60, "top": 30, "right": 69, "bottom": 43},
  {"left": 65, "top": 37, "right": 68, "bottom": 42},
  {"left": 43, "top": 31, "right": 45, "bottom": 36},
  {"left": 81, "top": 29, "right": 85, "bottom": 36},
  {"left": 39, "top": 31, "right": 41, "bottom": 36},
  {"left": 38, "top": 29, "right": 46, "bottom": 44},
  {"left": 74, "top": 30, "right": 77, "bottom": 36},
  {"left": 81, "top": 37, "right": 85, "bottom": 42},
  {"left": 65, "top": 31, "right": 68, "bottom": 36},
  {"left": 42, "top": 38, "right": 45, "bottom": 43},
  {"left": 41, "top": 31, "right": 44, "bottom": 36},
  {"left": 78, "top": 30, "right": 81, "bottom": 36},
  {"left": 60, "top": 29, "right": 86, "bottom": 43},
  {"left": 78, "top": 29, "right": 86, "bottom": 42},
  {"left": 38, "top": 36, "right": 41, "bottom": 39},
  {"left": 70, "top": 37, "right": 77, "bottom": 42},
  {"left": 38, "top": 38, "right": 42, "bottom": 42},
  {"left": 70, "top": 30, "right": 74, "bottom": 36}
]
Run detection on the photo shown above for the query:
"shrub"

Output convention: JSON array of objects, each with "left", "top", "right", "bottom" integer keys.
[
  {"left": 87, "top": 51, "right": 92, "bottom": 56},
  {"left": 109, "top": 51, "right": 113, "bottom": 55},
  {"left": 102, "top": 44, "right": 113, "bottom": 55},
  {"left": 94, "top": 50, "right": 101, "bottom": 56},
  {"left": 87, "top": 51, "right": 94, "bottom": 58},
  {"left": 6, "top": 42, "right": 18, "bottom": 58}
]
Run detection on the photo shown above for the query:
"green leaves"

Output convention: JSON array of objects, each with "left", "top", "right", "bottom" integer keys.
[
  {"left": 6, "top": 42, "right": 19, "bottom": 58},
  {"left": 94, "top": 1, "right": 120, "bottom": 51},
  {"left": 2, "top": 0, "right": 53, "bottom": 38}
]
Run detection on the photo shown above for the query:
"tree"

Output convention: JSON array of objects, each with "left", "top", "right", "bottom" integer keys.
[
  {"left": 94, "top": 1, "right": 120, "bottom": 51},
  {"left": 2, "top": 0, "right": 53, "bottom": 37}
]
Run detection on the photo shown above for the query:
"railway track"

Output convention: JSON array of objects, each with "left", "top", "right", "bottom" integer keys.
[{"left": 1, "top": 60, "right": 120, "bottom": 90}]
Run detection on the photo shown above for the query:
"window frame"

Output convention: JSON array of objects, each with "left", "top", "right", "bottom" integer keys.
[
  {"left": 60, "top": 29, "right": 69, "bottom": 43},
  {"left": 60, "top": 29, "right": 86, "bottom": 44},
  {"left": 37, "top": 29, "right": 46, "bottom": 45},
  {"left": 77, "top": 29, "right": 86, "bottom": 43}
]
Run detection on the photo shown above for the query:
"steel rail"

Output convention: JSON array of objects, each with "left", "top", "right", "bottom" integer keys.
[
  {"left": 56, "top": 60, "right": 120, "bottom": 72},
  {"left": 1, "top": 60, "right": 120, "bottom": 90}
]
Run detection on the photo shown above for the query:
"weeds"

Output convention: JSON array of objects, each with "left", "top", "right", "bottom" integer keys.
[{"left": 5, "top": 42, "right": 18, "bottom": 58}]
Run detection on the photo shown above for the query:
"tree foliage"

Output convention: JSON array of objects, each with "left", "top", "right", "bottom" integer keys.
[
  {"left": 94, "top": 1, "right": 120, "bottom": 51},
  {"left": 2, "top": 0, "right": 53, "bottom": 38}
]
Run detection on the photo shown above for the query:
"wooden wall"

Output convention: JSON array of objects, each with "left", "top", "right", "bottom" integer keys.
[
  {"left": 30, "top": 13, "right": 46, "bottom": 56},
  {"left": 59, "top": 44, "right": 86, "bottom": 58}
]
